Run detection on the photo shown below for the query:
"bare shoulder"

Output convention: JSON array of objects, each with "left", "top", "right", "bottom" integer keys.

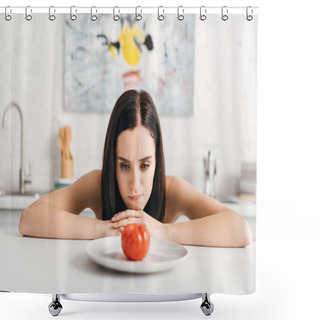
[
  {"left": 66, "top": 169, "right": 103, "bottom": 219},
  {"left": 85, "top": 168, "right": 102, "bottom": 185},
  {"left": 165, "top": 175, "right": 195, "bottom": 208},
  {"left": 38, "top": 169, "right": 102, "bottom": 219},
  {"left": 70, "top": 169, "right": 102, "bottom": 198},
  {"left": 165, "top": 175, "right": 230, "bottom": 221},
  {"left": 83, "top": 169, "right": 102, "bottom": 218},
  {"left": 166, "top": 175, "right": 191, "bottom": 189},
  {"left": 165, "top": 174, "right": 186, "bottom": 193},
  {"left": 165, "top": 175, "right": 194, "bottom": 197},
  {"left": 164, "top": 175, "right": 186, "bottom": 222}
]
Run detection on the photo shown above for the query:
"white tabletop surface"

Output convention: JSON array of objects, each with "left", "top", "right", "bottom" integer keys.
[{"left": 0, "top": 210, "right": 255, "bottom": 295}]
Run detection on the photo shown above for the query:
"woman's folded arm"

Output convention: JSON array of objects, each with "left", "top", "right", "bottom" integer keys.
[
  {"left": 18, "top": 170, "right": 118, "bottom": 239},
  {"left": 19, "top": 200, "right": 119, "bottom": 239},
  {"left": 164, "top": 210, "right": 251, "bottom": 247}
]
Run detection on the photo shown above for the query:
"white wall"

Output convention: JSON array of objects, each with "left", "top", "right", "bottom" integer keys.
[{"left": 0, "top": 13, "right": 257, "bottom": 199}]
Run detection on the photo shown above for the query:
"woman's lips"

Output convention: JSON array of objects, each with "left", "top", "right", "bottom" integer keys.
[{"left": 128, "top": 195, "right": 142, "bottom": 201}]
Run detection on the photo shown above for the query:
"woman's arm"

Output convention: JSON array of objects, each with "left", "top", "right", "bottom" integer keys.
[
  {"left": 19, "top": 170, "right": 120, "bottom": 239},
  {"left": 164, "top": 176, "right": 252, "bottom": 247},
  {"left": 164, "top": 210, "right": 251, "bottom": 247}
]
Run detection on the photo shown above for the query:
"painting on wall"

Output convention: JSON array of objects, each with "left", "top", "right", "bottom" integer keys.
[{"left": 64, "top": 14, "right": 195, "bottom": 114}]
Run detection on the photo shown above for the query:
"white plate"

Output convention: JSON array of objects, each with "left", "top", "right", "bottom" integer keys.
[{"left": 84, "top": 236, "right": 188, "bottom": 273}]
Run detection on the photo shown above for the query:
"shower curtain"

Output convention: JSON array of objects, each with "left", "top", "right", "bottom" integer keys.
[{"left": 0, "top": 5, "right": 257, "bottom": 315}]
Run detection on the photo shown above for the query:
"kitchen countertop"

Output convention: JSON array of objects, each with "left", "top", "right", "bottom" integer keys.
[{"left": 0, "top": 210, "right": 255, "bottom": 295}]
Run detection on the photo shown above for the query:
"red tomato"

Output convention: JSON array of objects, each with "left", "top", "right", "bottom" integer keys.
[{"left": 121, "top": 224, "right": 150, "bottom": 261}]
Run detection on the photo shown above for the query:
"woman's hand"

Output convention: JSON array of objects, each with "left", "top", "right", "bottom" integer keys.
[
  {"left": 97, "top": 220, "right": 122, "bottom": 238},
  {"left": 111, "top": 210, "right": 167, "bottom": 240}
]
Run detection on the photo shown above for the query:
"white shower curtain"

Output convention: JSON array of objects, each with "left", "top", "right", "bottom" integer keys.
[{"left": 0, "top": 6, "right": 257, "bottom": 311}]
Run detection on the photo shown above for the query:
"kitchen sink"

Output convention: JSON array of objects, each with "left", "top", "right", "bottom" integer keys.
[
  {"left": 0, "top": 190, "right": 50, "bottom": 197},
  {"left": 0, "top": 190, "right": 53, "bottom": 210}
]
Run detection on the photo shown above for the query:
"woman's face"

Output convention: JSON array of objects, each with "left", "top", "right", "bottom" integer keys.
[{"left": 116, "top": 125, "right": 156, "bottom": 211}]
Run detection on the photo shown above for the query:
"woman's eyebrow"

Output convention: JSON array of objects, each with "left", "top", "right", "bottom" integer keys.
[{"left": 117, "top": 156, "right": 152, "bottom": 162}]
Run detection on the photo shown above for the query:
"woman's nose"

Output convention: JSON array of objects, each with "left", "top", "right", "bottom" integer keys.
[{"left": 130, "top": 167, "right": 140, "bottom": 192}]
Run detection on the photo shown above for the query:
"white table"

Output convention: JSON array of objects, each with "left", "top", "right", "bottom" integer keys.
[{"left": 0, "top": 210, "right": 255, "bottom": 316}]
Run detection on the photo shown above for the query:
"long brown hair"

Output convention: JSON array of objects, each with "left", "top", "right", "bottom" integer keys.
[{"left": 101, "top": 89, "right": 166, "bottom": 222}]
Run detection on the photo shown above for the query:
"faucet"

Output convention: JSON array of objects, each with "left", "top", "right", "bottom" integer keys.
[{"left": 2, "top": 102, "right": 31, "bottom": 194}]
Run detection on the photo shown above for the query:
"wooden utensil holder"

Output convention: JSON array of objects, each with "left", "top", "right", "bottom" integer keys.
[{"left": 61, "top": 157, "right": 73, "bottom": 179}]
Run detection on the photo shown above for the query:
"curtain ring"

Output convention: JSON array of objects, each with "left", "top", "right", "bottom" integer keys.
[
  {"left": 49, "top": 6, "right": 56, "bottom": 21},
  {"left": 70, "top": 6, "right": 77, "bottom": 21},
  {"left": 113, "top": 6, "right": 120, "bottom": 21},
  {"left": 4, "top": 6, "right": 12, "bottom": 21},
  {"left": 135, "top": 6, "right": 142, "bottom": 21},
  {"left": 25, "top": 6, "right": 32, "bottom": 21},
  {"left": 221, "top": 6, "right": 228, "bottom": 21},
  {"left": 246, "top": 6, "right": 253, "bottom": 21},
  {"left": 200, "top": 6, "right": 207, "bottom": 21},
  {"left": 177, "top": 6, "right": 184, "bottom": 21},
  {"left": 157, "top": 6, "right": 164, "bottom": 21},
  {"left": 91, "top": 6, "right": 97, "bottom": 21}
]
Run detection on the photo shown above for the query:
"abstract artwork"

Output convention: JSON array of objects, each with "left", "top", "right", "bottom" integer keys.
[{"left": 64, "top": 14, "right": 195, "bottom": 114}]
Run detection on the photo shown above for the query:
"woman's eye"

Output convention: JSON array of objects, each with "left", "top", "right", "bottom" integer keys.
[
  {"left": 120, "top": 163, "right": 129, "bottom": 170},
  {"left": 120, "top": 163, "right": 150, "bottom": 170}
]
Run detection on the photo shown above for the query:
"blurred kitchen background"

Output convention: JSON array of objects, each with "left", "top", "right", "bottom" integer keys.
[{"left": 0, "top": 13, "right": 256, "bottom": 238}]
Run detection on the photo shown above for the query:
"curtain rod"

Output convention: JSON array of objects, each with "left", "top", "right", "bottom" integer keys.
[{"left": 0, "top": 6, "right": 258, "bottom": 15}]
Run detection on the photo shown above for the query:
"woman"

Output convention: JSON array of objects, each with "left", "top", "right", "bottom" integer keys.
[{"left": 19, "top": 89, "right": 252, "bottom": 247}]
